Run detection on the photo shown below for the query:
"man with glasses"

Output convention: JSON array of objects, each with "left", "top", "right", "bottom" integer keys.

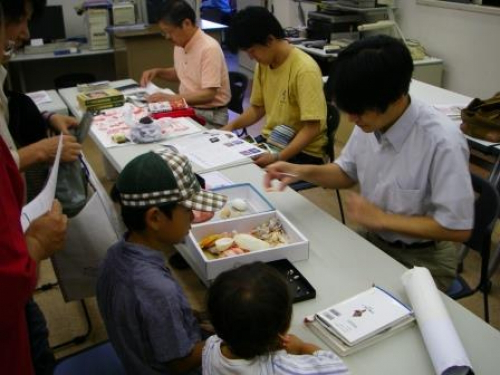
[{"left": 141, "top": 0, "right": 230, "bottom": 128}]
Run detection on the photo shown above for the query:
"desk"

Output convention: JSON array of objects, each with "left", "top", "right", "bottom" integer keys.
[
  {"left": 8, "top": 46, "right": 115, "bottom": 93},
  {"left": 58, "top": 79, "right": 251, "bottom": 175},
  {"left": 411, "top": 80, "right": 500, "bottom": 188},
  {"left": 295, "top": 43, "right": 444, "bottom": 87},
  {"left": 62, "top": 78, "right": 500, "bottom": 373},
  {"left": 218, "top": 162, "right": 500, "bottom": 374}
]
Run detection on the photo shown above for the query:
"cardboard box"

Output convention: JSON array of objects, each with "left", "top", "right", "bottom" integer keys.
[{"left": 177, "top": 211, "right": 309, "bottom": 285}]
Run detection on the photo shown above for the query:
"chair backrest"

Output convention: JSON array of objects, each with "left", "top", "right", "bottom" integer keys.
[
  {"left": 325, "top": 103, "right": 340, "bottom": 162},
  {"left": 466, "top": 173, "right": 500, "bottom": 286},
  {"left": 227, "top": 71, "right": 249, "bottom": 114},
  {"left": 54, "top": 341, "right": 125, "bottom": 375}
]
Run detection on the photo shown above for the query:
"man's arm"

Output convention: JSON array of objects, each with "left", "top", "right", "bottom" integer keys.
[
  {"left": 346, "top": 192, "right": 472, "bottom": 242},
  {"left": 140, "top": 67, "right": 179, "bottom": 87},
  {"left": 147, "top": 87, "right": 218, "bottom": 106},
  {"left": 264, "top": 162, "right": 356, "bottom": 191},
  {"left": 254, "top": 120, "right": 321, "bottom": 167},
  {"left": 222, "top": 104, "right": 266, "bottom": 131},
  {"left": 165, "top": 341, "right": 204, "bottom": 375}
]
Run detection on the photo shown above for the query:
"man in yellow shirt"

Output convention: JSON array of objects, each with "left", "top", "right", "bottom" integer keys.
[{"left": 222, "top": 6, "right": 327, "bottom": 167}]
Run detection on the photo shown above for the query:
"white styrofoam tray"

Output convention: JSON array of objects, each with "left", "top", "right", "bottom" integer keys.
[
  {"left": 177, "top": 211, "right": 309, "bottom": 285},
  {"left": 203, "top": 183, "right": 274, "bottom": 224}
]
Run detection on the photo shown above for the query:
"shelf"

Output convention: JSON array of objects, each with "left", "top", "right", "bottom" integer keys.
[{"left": 319, "top": 2, "right": 396, "bottom": 13}]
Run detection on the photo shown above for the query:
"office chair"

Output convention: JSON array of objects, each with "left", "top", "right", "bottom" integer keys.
[
  {"left": 446, "top": 173, "right": 499, "bottom": 323},
  {"left": 228, "top": 71, "right": 249, "bottom": 136},
  {"left": 289, "top": 103, "right": 346, "bottom": 224},
  {"left": 54, "top": 73, "right": 96, "bottom": 90},
  {"left": 54, "top": 341, "right": 125, "bottom": 375}
]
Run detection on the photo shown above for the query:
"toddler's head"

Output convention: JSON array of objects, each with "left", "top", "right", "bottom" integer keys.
[{"left": 207, "top": 262, "right": 292, "bottom": 359}]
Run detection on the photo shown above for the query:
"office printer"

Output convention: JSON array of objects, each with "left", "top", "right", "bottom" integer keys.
[{"left": 307, "top": 11, "right": 361, "bottom": 41}]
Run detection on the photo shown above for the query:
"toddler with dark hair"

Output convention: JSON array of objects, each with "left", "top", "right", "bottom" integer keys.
[{"left": 203, "top": 262, "right": 349, "bottom": 374}]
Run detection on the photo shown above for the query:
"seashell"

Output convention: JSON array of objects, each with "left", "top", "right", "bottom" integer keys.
[
  {"left": 234, "top": 234, "right": 270, "bottom": 252},
  {"left": 231, "top": 198, "right": 248, "bottom": 212},
  {"left": 219, "top": 206, "right": 232, "bottom": 219},
  {"left": 215, "top": 237, "right": 234, "bottom": 253}
]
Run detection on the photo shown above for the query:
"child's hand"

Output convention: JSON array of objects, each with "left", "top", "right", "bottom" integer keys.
[
  {"left": 280, "top": 333, "right": 322, "bottom": 355},
  {"left": 279, "top": 334, "right": 303, "bottom": 355}
]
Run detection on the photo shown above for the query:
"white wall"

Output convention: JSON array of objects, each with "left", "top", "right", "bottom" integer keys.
[
  {"left": 397, "top": 2, "right": 500, "bottom": 98},
  {"left": 272, "top": 0, "right": 317, "bottom": 29}
]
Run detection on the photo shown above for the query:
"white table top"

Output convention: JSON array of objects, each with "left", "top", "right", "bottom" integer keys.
[
  {"left": 221, "top": 162, "right": 500, "bottom": 375},
  {"left": 410, "top": 79, "right": 500, "bottom": 153},
  {"left": 59, "top": 78, "right": 500, "bottom": 373},
  {"left": 58, "top": 79, "right": 253, "bottom": 173},
  {"left": 30, "top": 90, "right": 68, "bottom": 115}
]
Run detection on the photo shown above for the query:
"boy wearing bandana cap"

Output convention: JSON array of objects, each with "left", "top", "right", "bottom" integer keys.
[{"left": 97, "top": 150, "right": 226, "bottom": 375}]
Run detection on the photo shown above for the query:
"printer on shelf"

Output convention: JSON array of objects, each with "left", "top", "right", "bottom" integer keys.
[{"left": 307, "top": 11, "right": 361, "bottom": 42}]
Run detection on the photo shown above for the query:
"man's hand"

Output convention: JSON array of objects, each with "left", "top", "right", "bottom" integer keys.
[
  {"left": 345, "top": 192, "right": 386, "bottom": 231},
  {"left": 49, "top": 114, "right": 78, "bottom": 135},
  {"left": 140, "top": 68, "right": 159, "bottom": 87},
  {"left": 147, "top": 92, "right": 179, "bottom": 103},
  {"left": 253, "top": 152, "right": 277, "bottom": 168},
  {"left": 25, "top": 200, "right": 68, "bottom": 263},
  {"left": 38, "top": 135, "right": 82, "bottom": 163},
  {"left": 264, "top": 161, "right": 300, "bottom": 191}
]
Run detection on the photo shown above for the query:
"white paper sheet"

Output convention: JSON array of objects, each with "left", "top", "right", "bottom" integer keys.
[
  {"left": 20, "top": 135, "right": 63, "bottom": 232},
  {"left": 199, "top": 171, "right": 234, "bottom": 189},
  {"left": 26, "top": 90, "right": 52, "bottom": 105},
  {"left": 402, "top": 267, "right": 472, "bottom": 375},
  {"left": 162, "top": 130, "right": 263, "bottom": 172}
]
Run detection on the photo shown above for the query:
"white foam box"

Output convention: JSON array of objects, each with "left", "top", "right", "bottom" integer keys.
[
  {"left": 202, "top": 183, "right": 274, "bottom": 224},
  {"left": 177, "top": 211, "right": 309, "bottom": 285}
]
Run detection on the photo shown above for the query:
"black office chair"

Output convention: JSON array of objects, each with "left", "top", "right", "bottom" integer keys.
[
  {"left": 228, "top": 71, "right": 249, "bottom": 136},
  {"left": 289, "top": 103, "right": 345, "bottom": 224},
  {"left": 54, "top": 73, "right": 96, "bottom": 90},
  {"left": 446, "top": 173, "right": 499, "bottom": 323},
  {"left": 228, "top": 71, "right": 248, "bottom": 114}
]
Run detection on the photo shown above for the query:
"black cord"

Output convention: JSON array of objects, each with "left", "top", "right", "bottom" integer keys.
[{"left": 35, "top": 282, "right": 59, "bottom": 292}]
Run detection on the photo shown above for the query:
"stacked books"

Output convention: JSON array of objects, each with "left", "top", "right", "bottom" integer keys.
[
  {"left": 305, "top": 286, "right": 415, "bottom": 356},
  {"left": 77, "top": 88, "right": 125, "bottom": 111}
]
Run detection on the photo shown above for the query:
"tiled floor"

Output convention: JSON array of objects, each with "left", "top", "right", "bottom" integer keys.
[{"left": 34, "top": 51, "right": 500, "bottom": 360}]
